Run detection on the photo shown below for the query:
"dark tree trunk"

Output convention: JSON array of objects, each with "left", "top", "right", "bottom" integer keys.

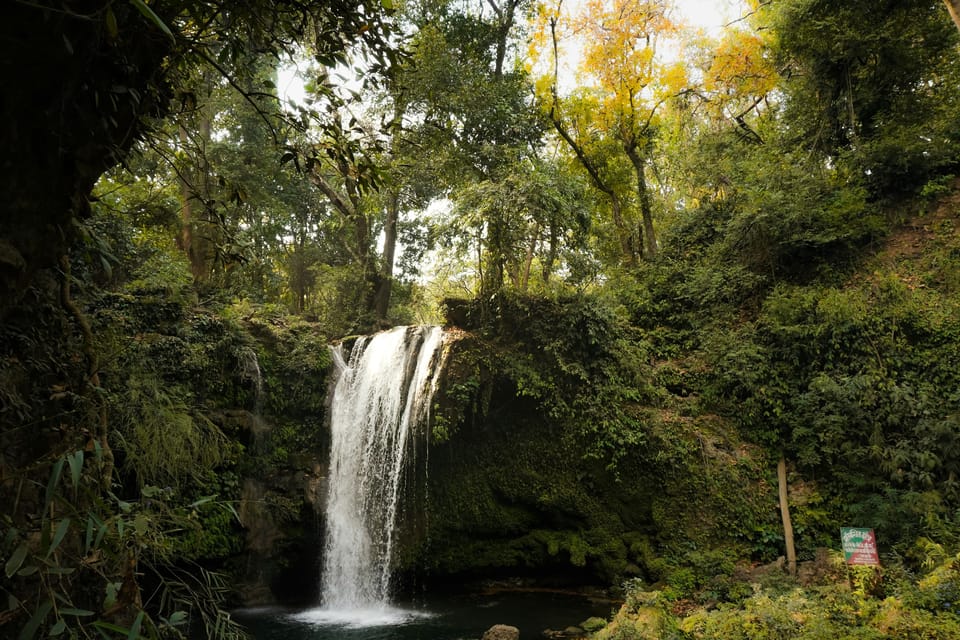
[
  {"left": 624, "top": 142, "right": 657, "bottom": 259},
  {"left": 1, "top": 3, "right": 172, "bottom": 304},
  {"left": 373, "top": 189, "right": 400, "bottom": 326},
  {"left": 0, "top": 6, "right": 172, "bottom": 627}
]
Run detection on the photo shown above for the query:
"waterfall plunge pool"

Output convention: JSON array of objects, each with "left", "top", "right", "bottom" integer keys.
[{"left": 233, "top": 590, "right": 613, "bottom": 640}]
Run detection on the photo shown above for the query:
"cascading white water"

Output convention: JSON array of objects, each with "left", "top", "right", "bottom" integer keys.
[{"left": 319, "top": 325, "right": 445, "bottom": 615}]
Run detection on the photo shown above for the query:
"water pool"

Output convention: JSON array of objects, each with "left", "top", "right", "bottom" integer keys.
[{"left": 233, "top": 590, "right": 613, "bottom": 640}]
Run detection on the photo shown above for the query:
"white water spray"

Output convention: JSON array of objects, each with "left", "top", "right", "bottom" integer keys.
[{"left": 319, "top": 325, "right": 445, "bottom": 615}]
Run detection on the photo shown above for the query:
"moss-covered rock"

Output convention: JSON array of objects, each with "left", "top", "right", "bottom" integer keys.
[{"left": 395, "top": 293, "right": 777, "bottom": 589}]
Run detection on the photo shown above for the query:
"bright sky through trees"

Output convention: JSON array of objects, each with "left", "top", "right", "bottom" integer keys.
[{"left": 677, "top": 0, "right": 740, "bottom": 34}]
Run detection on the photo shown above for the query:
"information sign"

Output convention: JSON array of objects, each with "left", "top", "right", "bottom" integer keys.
[{"left": 840, "top": 527, "right": 880, "bottom": 566}]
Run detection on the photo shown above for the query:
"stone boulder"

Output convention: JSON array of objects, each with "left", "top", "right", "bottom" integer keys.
[{"left": 481, "top": 624, "right": 520, "bottom": 640}]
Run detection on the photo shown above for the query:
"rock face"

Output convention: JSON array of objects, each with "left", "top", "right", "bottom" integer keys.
[
  {"left": 390, "top": 297, "right": 779, "bottom": 590},
  {"left": 481, "top": 624, "right": 520, "bottom": 640}
]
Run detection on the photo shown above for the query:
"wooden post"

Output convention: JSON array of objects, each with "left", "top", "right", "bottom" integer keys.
[
  {"left": 945, "top": 0, "right": 960, "bottom": 34},
  {"left": 778, "top": 455, "right": 797, "bottom": 576}
]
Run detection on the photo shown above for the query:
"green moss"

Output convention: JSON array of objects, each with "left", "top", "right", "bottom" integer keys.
[{"left": 399, "top": 295, "right": 776, "bottom": 586}]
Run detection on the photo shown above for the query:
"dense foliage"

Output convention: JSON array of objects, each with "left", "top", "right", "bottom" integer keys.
[{"left": 3, "top": 0, "right": 960, "bottom": 638}]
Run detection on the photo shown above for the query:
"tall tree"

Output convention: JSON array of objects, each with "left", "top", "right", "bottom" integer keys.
[
  {"left": 386, "top": 0, "right": 549, "bottom": 304},
  {"left": 533, "top": 0, "right": 685, "bottom": 263},
  {"left": 771, "top": 0, "right": 960, "bottom": 195},
  {"left": 0, "top": 2, "right": 400, "bottom": 635}
]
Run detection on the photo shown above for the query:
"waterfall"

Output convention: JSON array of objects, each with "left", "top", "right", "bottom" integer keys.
[{"left": 319, "top": 325, "right": 445, "bottom": 614}]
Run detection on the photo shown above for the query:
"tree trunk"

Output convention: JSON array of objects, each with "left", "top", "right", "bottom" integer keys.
[
  {"left": 624, "top": 142, "right": 658, "bottom": 259},
  {"left": 519, "top": 224, "right": 539, "bottom": 292},
  {"left": 945, "top": 0, "right": 960, "bottom": 33},
  {"left": 486, "top": 0, "right": 519, "bottom": 78},
  {"left": 177, "top": 125, "right": 201, "bottom": 279},
  {"left": 778, "top": 455, "right": 798, "bottom": 576},
  {"left": 177, "top": 99, "right": 214, "bottom": 284},
  {"left": 372, "top": 189, "right": 400, "bottom": 325},
  {"left": 551, "top": 116, "right": 636, "bottom": 266},
  {"left": 547, "top": 15, "right": 637, "bottom": 267}
]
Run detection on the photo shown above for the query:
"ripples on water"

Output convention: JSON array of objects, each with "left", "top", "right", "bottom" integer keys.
[{"left": 234, "top": 591, "right": 612, "bottom": 640}]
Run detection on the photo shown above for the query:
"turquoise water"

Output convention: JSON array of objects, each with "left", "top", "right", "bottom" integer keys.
[{"left": 233, "top": 591, "right": 613, "bottom": 640}]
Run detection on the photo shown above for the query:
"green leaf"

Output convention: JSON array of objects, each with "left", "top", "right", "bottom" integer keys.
[
  {"left": 19, "top": 600, "right": 52, "bottom": 640},
  {"left": 46, "top": 518, "right": 71, "bottom": 558},
  {"left": 166, "top": 611, "right": 187, "bottom": 626},
  {"left": 140, "top": 485, "right": 162, "bottom": 498},
  {"left": 93, "top": 620, "right": 131, "bottom": 636},
  {"left": 224, "top": 501, "right": 241, "bottom": 523},
  {"left": 189, "top": 495, "right": 216, "bottom": 508},
  {"left": 105, "top": 7, "right": 119, "bottom": 39},
  {"left": 44, "top": 459, "right": 65, "bottom": 512},
  {"left": 67, "top": 451, "right": 84, "bottom": 490},
  {"left": 103, "top": 582, "right": 120, "bottom": 610},
  {"left": 5, "top": 544, "right": 28, "bottom": 578},
  {"left": 59, "top": 608, "right": 95, "bottom": 617},
  {"left": 16, "top": 565, "right": 38, "bottom": 577},
  {"left": 94, "top": 522, "right": 108, "bottom": 551},
  {"left": 127, "top": 610, "right": 144, "bottom": 640},
  {"left": 49, "top": 619, "right": 67, "bottom": 636},
  {"left": 129, "top": 0, "right": 175, "bottom": 43},
  {"left": 133, "top": 514, "right": 148, "bottom": 537}
]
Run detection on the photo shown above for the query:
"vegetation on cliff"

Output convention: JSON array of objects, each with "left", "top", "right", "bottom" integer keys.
[{"left": 3, "top": 0, "right": 960, "bottom": 638}]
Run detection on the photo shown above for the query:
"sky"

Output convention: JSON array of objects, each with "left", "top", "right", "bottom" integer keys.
[
  {"left": 278, "top": 1, "right": 745, "bottom": 106},
  {"left": 676, "top": 0, "right": 745, "bottom": 35},
  {"left": 676, "top": 0, "right": 742, "bottom": 34}
]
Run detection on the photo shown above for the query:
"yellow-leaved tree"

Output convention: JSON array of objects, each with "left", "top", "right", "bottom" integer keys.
[{"left": 530, "top": 0, "right": 688, "bottom": 263}]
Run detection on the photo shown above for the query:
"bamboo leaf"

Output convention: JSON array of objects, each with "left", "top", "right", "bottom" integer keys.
[
  {"left": 94, "top": 521, "right": 108, "bottom": 550},
  {"left": 93, "top": 621, "right": 130, "bottom": 635},
  {"left": 49, "top": 619, "right": 67, "bottom": 636},
  {"left": 127, "top": 610, "right": 144, "bottom": 640},
  {"left": 105, "top": 7, "right": 119, "bottom": 39},
  {"left": 19, "top": 600, "right": 52, "bottom": 640},
  {"left": 5, "top": 543, "right": 28, "bottom": 578},
  {"left": 129, "top": 0, "right": 175, "bottom": 43},
  {"left": 44, "top": 459, "right": 65, "bottom": 512},
  {"left": 59, "top": 608, "right": 95, "bottom": 617},
  {"left": 189, "top": 495, "right": 216, "bottom": 508},
  {"left": 67, "top": 451, "right": 84, "bottom": 490},
  {"left": 16, "top": 565, "right": 38, "bottom": 577},
  {"left": 224, "top": 501, "right": 241, "bottom": 523},
  {"left": 46, "top": 518, "right": 71, "bottom": 558}
]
